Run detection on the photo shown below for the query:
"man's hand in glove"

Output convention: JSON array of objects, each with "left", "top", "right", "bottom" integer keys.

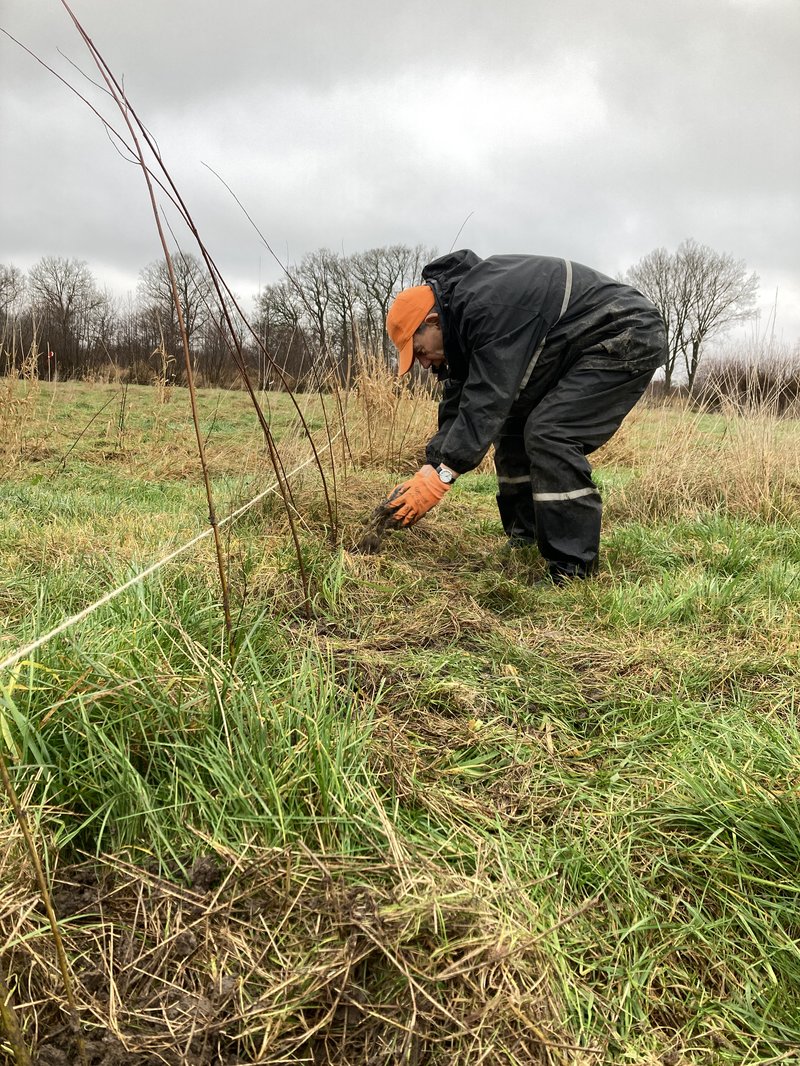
[{"left": 385, "top": 464, "right": 456, "bottom": 527}]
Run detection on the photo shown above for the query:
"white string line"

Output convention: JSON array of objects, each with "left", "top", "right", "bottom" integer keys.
[{"left": 0, "top": 429, "right": 343, "bottom": 675}]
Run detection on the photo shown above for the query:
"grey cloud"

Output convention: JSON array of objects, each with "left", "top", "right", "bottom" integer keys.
[{"left": 2, "top": 0, "right": 798, "bottom": 336}]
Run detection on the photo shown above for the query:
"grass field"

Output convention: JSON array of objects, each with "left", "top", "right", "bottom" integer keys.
[{"left": 1, "top": 376, "right": 800, "bottom": 1065}]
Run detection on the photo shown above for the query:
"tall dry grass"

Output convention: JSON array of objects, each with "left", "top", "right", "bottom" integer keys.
[
  {"left": 341, "top": 353, "right": 438, "bottom": 473},
  {"left": 2, "top": 833, "right": 572, "bottom": 1065},
  {"left": 340, "top": 354, "right": 520, "bottom": 481},
  {"left": 612, "top": 395, "right": 800, "bottom": 522},
  {"left": 0, "top": 334, "right": 41, "bottom": 474}
]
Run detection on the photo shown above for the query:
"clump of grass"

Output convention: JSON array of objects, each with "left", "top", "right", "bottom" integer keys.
[
  {"left": 693, "top": 340, "right": 800, "bottom": 416},
  {"left": 1, "top": 618, "right": 575, "bottom": 1064},
  {"left": 591, "top": 406, "right": 649, "bottom": 469},
  {"left": 341, "top": 357, "right": 501, "bottom": 489},
  {"left": 152, "top": 337, "right": 176, "bottom": 404}
]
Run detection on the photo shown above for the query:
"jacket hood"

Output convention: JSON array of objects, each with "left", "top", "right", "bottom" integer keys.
[
  {"left": 421, "top": 250, "right": 482, "bottom": 310},
  {"left": 421, "top": 250, "right": 483, "bottom": 376}
]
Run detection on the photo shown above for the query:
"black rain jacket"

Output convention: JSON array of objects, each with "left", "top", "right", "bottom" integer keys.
[{"left": 422, "top": 250, "right": 667, "bottom": 473}]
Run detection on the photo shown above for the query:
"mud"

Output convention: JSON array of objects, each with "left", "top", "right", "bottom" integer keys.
[
  {"left": 37, "top": 1032, "right": 167, "bottom": 1066},
  {"left": 27, "top": 855, "right": 237, "bottom": 1066},
  {"left": 49, "top": 856, "right": 221, "bottom": 924},
  {"left": 51, "top": 864, "right": 105, "bottom": 919},
  {"left": 36, "top": 1031, "right": 245, "bottom": 1065},
  {"left": 189, "top": 855, "right": 221, "bottom": 894}
]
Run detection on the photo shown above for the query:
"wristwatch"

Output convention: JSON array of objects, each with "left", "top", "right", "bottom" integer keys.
[{"left": 436, "top": 464, "right": 457, "bottom": 485}]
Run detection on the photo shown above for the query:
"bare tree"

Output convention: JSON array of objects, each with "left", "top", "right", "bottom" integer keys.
[
  {"left": 253, "top": 245, "right": 434, "bottom": 387},
  {"left": 0, "top": 264, "right": 26, "bottom": 321},
  {"left": 626, "top": 239, "right": 759, "bottom": 391},
  {"left": 199, "top": 294, "right": 249, "bottom": 387},
  {"left": 678, "top": 239, "right": 759, "bottom": 390},
  {"left": 351, "top": 244, "right": 434, "bottom": 358},
  {"left": 295, "top": 250, "right": 334, "bottom": 357},
  {"left": 0, "top": 264, "right": 28, "bottom": 373},
  {"left": 138, "top": 252, "right": 214, "bottom": 375},
  {"left": 327, "top": 254, "right": 360, "bottom": 382},
  {"left": 27, "top": 256, "right": 107, "bottom": 376},
  {"left": 3, "top": 243, "right": 441, "bottom": 385},
  {"left": 255, "top": 279, "right": 308, "bottom": 387}
]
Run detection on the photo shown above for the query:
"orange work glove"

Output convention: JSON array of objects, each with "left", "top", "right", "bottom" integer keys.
[{"left": 385, "top": 464, "right": 453, "bottom": 527}]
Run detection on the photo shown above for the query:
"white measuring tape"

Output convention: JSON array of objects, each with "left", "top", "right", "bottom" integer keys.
[{"left": 0, "top": 431, "right": 342, "bottom": 674}]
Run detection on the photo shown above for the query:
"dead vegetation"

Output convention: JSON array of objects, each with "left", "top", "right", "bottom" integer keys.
[{"left": 2, "top": 834, "right": 579, "bottom": 1066}]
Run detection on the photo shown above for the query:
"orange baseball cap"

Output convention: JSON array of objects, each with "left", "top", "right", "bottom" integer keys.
[{"left": 386, "top": 285, "right": 435, "bottom": 375}]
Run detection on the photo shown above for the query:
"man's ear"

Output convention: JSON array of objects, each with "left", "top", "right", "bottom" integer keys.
[{"left": 423, "top": 311, "right": 440, "bottom": 327}]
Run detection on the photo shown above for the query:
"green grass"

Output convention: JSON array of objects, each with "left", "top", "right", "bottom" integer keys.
[{"left": 1, "top": 381, "right": 800, "bottom": 1064}]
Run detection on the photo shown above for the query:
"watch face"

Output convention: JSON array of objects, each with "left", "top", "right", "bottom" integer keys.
[{"left": 438, "top": 467, "right": 454, "bottom": 484}]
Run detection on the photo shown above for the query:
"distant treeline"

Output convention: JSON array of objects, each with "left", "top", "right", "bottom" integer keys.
[
  {"left": 0, "top": 244, "right": 435, "bottom": 389},
  {"left": 3, "top": 240, "right": 798, "bottom": 408}
]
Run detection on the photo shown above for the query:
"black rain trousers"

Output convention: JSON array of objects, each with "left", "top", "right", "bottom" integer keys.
[{"left": 494, "top": 360, "right": 656, "bottom": 578}]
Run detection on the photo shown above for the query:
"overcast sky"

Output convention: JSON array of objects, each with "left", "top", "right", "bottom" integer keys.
[{"left": 2, "top": 0, "right": 799, "bottom": 344}]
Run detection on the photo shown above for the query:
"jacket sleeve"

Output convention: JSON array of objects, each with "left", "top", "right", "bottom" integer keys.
[
  {"left": 425, "top": 377, "right": 464, "bottom": 467},
  {"left": 436, "top": 322, "right": 545, "bottom": 473}
]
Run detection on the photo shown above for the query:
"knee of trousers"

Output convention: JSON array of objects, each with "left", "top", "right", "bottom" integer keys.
[
  {"left": 495, "top": 440, "right": 530, "bottom": 478},
  {"left": 526, "top": 437, "right": 593, "bottom": 491}
]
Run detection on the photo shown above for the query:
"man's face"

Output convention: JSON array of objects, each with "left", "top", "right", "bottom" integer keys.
[{"left": 412, "top": 314, "right": 446, "bottom": 370}]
